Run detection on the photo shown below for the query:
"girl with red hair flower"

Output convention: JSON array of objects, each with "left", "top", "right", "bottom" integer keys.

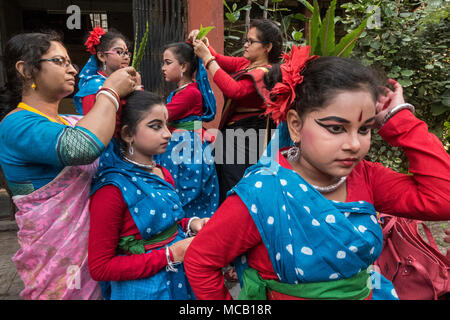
[
  {"left": 74, "top": 26, "right": 142, "bottom": 117},
  {"left": 183, "top": 46, "right": 450, "bottom": 300}
]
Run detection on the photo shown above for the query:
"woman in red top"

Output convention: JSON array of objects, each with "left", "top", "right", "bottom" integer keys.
[
  {"left": 189, "top": 19, "right": 283, "bottom": 204},
  {"left": 183, "top": 47, "right": 450, "bottom": 300}
]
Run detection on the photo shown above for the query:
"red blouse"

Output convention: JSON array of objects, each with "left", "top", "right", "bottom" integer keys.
[
  {"left": 88, "top": 165, "right": 190, "bottom": 282},
  {"left": 183, "top": 110, "right": 450, "bottom": 299},
  {"left": 166, "top": 82, "right": 203, "bottom": 122},
  {"left": 209, "top": 46, "right": 267, "bottom": 123}
]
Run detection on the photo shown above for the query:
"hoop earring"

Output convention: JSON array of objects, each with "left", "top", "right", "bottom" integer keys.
[{"left": 287, "top": 141, "right": 300, "bottom": 161}]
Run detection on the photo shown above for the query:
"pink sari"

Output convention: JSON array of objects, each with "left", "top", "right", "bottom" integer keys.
[{"left": 11, "top": 115, "right": 101, "bottom": 300}]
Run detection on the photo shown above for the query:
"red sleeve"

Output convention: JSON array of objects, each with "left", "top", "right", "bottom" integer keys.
[
  {"left": 184, "top": 194, "right": 262, "bottom": 300},
  {"left": 209, "top": 46, "right": 249, "bottom": 74},
  {"left": 370, "top": 110, "right": 450, "bottom": 220},
  {"left": 88, "top": 185, "right": 169, "bottom": 281},
  {"left": 213, "top": 70, "right": 257, "bottom": 100},
  {"left": 166, "top": 85, "right": 203, "bottom": 122},
  {"left": 81, "top": 94, "right": 96, "bottom": 114}
]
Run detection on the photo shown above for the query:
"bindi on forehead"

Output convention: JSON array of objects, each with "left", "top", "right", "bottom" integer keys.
[{"left": 358, "top": 110, "right": 363, "bottom": 122}]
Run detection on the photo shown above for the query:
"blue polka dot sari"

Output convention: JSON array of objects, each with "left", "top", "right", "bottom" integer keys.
[
  {"left": 155, "top": 59, "right": 219, "bottom": 219},
  {"left": 73, "top": 55, "right": 106, "bottom": 115},
  {"left": 91, "top": 140, "right": 194, "bottom": 300},
  {"left": 230, "top": 153, "right": 399, "bottom": 300}
]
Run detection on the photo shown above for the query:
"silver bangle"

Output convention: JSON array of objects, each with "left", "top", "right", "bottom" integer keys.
[
  {"left": 186, "top": 217, "right": 200, "bottom": 237},
  {"left": 381, "top": 103, "right": 415, "bottom": 127},
  {"left": 96, "top": 90, "right": 119, "bottom": 112},
  {"left": 165, "top": 245, "right": 179, "bottom": 272}
]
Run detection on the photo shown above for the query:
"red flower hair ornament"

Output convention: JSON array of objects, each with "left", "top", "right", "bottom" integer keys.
[
  {"left": 264, "top": 45, "right": 318, "bottom": 124},
  {"left": 84, "top": 26, "right": 106, "bottom": 55}
]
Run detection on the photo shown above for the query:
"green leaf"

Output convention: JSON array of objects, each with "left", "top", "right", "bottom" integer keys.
[
  {"left": 292, "top": 30, "right": 303, "bottom": 41},
  {"left": 308, "top": 0, "right": 321, "bottom": 54},
  {"left": 197, "top": 25, "right": 215, "bottom": 40},
  {"left": 401, "top": 69, "right": 414, "bottom": 77},
  {"left": 132, "top": 21, "right": 149, "bottom": 72},
  {"left": 442, "top": 89, "right": 450, "bottom": 107},
  {"left": 226, "top": 11, "right": 240, "bottom": 23},
  {"left": 318, "top": 0, "right": 336, "bottom": 56},
  {"left": 223, "top": 0, "right": 231, "bottom": 12},
  {"left": 398, "top": 78, "right": 412, "bottom": 87},
  {"left": 333, "top": 15, "right": 370, "bottom": 57},
  {"left": 297, "top": 0, "right": 314, "bottom": 12},
  {"left": 431, "top": 103, "right": 449, "bottom": 116},
  {"left": 294, "top": 13, "right": 307, "bottom": 21}
]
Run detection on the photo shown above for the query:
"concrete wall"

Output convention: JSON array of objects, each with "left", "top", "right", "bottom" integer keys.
[{"left": 187, "top": 0, "right": 224, "bottom": 129}]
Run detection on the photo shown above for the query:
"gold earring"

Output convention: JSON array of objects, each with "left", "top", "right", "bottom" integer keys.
[{"left": 31, "top": 83, "right": 36, "bottom": 90}]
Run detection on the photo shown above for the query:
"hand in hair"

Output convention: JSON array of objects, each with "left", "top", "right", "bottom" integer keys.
[
  {"left": 103, "top": 66, "right": 137, "bottom": 98},
  {"left": 374, "top": 78, "right": 405, "bottom": 128},
  {"left": 187, "top": 29, "right": 209, "bottom": 47},
  {"left": 192, "top": 39, "right": 212, "bottom": 61}
]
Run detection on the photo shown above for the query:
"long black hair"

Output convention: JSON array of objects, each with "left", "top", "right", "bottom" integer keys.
[
  {"left": 0, "top": 32, "right": 62, "bottom": 120},
  {"left": 265, "top": 56, "right": 383, "bottom": 119}
]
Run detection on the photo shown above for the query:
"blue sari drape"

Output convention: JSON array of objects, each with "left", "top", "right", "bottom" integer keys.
[
  {"left": 73, "top": 55, "right": 106, "bottom": 115},
  {"left": 155, "top": 58, "right": 219, "bottom": 218},
  {"left": 230, "top": 154, "right": 398, "bottom": 299},
  {"left": 91, "top": 140, "right": 194, "bottom": 300}
]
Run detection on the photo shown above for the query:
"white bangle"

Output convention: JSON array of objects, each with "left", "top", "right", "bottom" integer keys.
[
  {"left": 165, "top": 245, "right": 179, "bottom": 272},
  {"left": 381, "top": 103, "right": 415, "bottom": 127},
  {"left": 96, "top": 90, "right": 119, "bottom": 112},
  {"left": 186, "top": 217, "right": 200, "bottom": 237}
]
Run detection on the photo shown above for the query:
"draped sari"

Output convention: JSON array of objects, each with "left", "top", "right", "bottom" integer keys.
[
  {"left": 91, "top": 140, "right": 194, "bottom": 300},
  {"left": 155, "top": 60, "right": 219, "bottom": 219},
  {"left": 11, "top": 115, "right": 101, "bottom": 300},
  {"left": 230, "top": 153, "right": 398, "bottom": 300}
]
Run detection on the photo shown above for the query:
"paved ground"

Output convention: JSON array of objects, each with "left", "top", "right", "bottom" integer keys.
[{"left": 0, "top": 224, "right": 23, "bottom": 300}]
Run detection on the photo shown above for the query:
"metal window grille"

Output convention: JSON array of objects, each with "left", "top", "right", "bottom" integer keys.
[
  {"left": 132, "top": 0, "right": 186, "bottom": 96},
  {"left": 90, "top": 13, "right": 109, "bottom": 31}
]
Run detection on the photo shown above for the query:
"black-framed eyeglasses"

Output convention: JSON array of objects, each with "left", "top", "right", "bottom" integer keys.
[
  {"left": 244, "top": 38, "right": 264, "bottom": 45},
  {"left": 39, "top": 56, "right": 79, "bottom": 73},
  {"left": 104, "top": 49, "right": 133, "bottom": 58}
]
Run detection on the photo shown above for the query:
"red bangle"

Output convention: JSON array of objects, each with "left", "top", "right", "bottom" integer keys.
[{"left": 205, "top": 56, "right": 216, "bottom": 69}]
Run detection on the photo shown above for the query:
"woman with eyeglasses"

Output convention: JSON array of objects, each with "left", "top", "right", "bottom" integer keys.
[
  {"left": 74, "top": 26, "right": 141, "bottom": 118},
  {"left": 0, "top": 31, "right": 137, "bottom": 299},
  {"left": 188, "top": 19, "right": 283, "bottom": 205}
]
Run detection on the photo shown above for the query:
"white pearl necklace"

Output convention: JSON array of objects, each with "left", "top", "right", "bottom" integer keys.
[
  {"left": 123, "top": 156, "right": 156, "bottom": 170},
  {"left": 311, "top": 176, "right": 347, "bottom": 193}
]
